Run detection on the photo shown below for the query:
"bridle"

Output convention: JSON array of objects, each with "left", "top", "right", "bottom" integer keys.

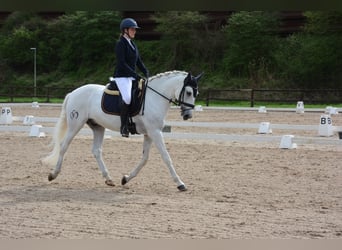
[
  {"left": 140, "top": 74, "right": 200, "bottom": 116},
  {"left": 146, "top": 77, "right": 198, "bottom": 109}
]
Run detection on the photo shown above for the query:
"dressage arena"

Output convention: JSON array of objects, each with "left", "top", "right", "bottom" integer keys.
[{"left": 0, "top": 103, "right": 341, "bottom": 239}]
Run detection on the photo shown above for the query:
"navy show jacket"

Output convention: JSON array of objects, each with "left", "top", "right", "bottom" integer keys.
[{"left": 113, "top": 35, "right": 148, "bottom": 79}]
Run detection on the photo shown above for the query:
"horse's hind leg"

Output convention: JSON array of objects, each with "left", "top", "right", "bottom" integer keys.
[
  {"left": 88, "top": 122, "right": 114, "bottom": 186},
  {"left": 48, "top": 130, "right": 79, "bottom": 182},
  {"left": 121, "top": 134, "right": 152, "bottom": 186}
]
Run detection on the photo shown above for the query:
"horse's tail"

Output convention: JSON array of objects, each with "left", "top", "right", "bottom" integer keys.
[{"left": 41, "top": 93, "right": 70, "bottom": 167}]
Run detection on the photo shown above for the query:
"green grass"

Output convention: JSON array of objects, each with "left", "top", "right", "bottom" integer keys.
[
  {"left": 0, "top": 97, "right": 64, "bottom": 103},
  {"left": 195, "top": 100, "right": 342, "bottom": 108}
]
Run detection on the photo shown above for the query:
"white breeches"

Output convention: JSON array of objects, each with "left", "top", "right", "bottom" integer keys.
[{"left": 114, "top": 77, "right": 134, "bottom": 104}]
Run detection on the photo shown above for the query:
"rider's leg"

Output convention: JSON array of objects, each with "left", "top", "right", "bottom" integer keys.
[
  {"left": 114, "top": 77, "right": 133, "bottom": 138},
  {"left": 120, "top": 101, "right": 129, "bottom": 137}
]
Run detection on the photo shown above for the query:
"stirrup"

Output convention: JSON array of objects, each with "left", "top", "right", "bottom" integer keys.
[{"left": 121, "top": 126, "right": 129, "bottom": 137}]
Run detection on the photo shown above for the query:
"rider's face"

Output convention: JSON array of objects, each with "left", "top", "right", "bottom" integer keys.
[{"left": 127, "top": 27, "right": 136, "bottom": 39}]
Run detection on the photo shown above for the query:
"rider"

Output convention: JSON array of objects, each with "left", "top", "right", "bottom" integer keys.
[{"left": 113, "top": 17, "right": 149, "bottom": 137}]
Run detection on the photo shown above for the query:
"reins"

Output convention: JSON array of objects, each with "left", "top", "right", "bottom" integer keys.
[
  {"left": 146, "top": 85, "right": 177, "bottom": 106},
  {"left": 145, "top": 83, "right": 195, "bottom": 108},
  {"left": 141, "top": 74, "right": 197, "bottom": 115},
  {"left": 141, "top": 83, "right": 178, "bottom": 115}
]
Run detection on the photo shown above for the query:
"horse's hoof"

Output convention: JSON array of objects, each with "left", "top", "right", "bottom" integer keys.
[
  {"left": 48, "top": 173, "right": 54, "bottom": 182},
  {"left": 177, "top": 184, "right": 187, "bottom": 191},
  {"left": 121, "top": 176, "right": 128, "bottom": 186},
  {"left": 105, "top": 179, "right": 115, "bottom": 186}
]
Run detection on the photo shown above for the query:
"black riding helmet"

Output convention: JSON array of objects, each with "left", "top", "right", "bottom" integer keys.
[{"left": 120, "top": 18, "right": 140, "bottom": 32}]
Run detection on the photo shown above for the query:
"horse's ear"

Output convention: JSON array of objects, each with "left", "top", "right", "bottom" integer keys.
[
  {"left": 185, "top": 72, "right": 191, "bottom": 81},
  {"left": 195, "top": 72, "right": 204, "bottom": 81}
]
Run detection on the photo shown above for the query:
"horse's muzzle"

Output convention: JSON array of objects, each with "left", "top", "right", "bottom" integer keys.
[{"left": 181, "top": 106, "right": 193, "bottom": 120}]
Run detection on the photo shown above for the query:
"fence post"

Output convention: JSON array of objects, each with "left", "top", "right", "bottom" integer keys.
[
  {"left": 250, "top": 89, "right": 254, "bottom": 107},
  {"left": 206, "top": 89, "right": 210, "bottom": 106},
  {"left": 46, "top": 87, "right": 50, "bottom": 103},
  {"left": 10, "top": 86, "right": 14, "bottom": 102}
]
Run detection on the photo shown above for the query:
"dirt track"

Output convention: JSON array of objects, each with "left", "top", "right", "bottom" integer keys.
[{"left": 0, "top": 105, "right": 341, "bottom": 239}]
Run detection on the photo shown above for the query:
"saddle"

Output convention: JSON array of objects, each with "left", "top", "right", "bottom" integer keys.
[{"left": 101, "top": 78, "right": 146, "bottom": 134}]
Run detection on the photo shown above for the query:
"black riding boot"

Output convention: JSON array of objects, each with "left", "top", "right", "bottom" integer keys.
[{"left": 120, "top": 102, "right": 129, "bottom": 137}]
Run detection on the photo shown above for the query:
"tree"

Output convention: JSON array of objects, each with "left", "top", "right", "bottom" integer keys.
[
  {"left": 51, "top": 11, "right": 121, "bottom": 73},
  {"left": 222, "top": 11, "right": 280, "bottom": 88},
  {"left": 0, "top": 12, "right": 45, "bottom": 71},
  {"left": 274, "top": 11, "right": 342, "bottom": 88},
  {"left": 153, "top": 11, "right": 223, "bottom": 73},
  {"left": 304, "top": 11, "right": 342, "bottom": 35},
  {"left": 0, "top": 11, "right": 122, "bottom": 88}
]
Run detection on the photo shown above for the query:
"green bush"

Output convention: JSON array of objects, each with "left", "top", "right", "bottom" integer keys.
[
  {"left": 273, "top": 11, "right": 342, "bottom": 89},
  {"left": 0, "top": 11, "right": 341, "bottom": 92},
  {"left": 222, "top": 11, "right": 280, "bottom": 88},
  {"left": 51, "top": 11, "right": 121, "bottom": 73}
]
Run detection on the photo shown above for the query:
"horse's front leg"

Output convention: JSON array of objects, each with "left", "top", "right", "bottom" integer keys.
[
  {"left": 121, "top": 134, "right": 152, "bottom": 186},
  {"left": 151, "top": 130, "right": 187, "bottom": 191}
]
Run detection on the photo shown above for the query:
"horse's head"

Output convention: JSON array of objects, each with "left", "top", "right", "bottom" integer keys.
[{"left": 179, "top": 72, "right": 203, "bottom": 120}]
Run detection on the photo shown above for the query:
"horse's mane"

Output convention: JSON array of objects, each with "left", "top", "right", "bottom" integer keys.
[{"left": 149, "top": 70, "right": 187, "bottom": 82}]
